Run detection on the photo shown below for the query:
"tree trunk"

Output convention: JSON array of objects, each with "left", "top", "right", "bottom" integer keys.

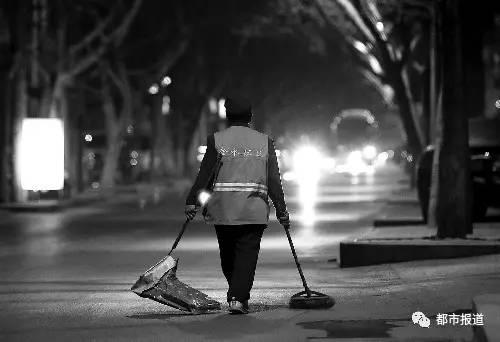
[
  {"left": 99, "top": 63, "right": 135, "bottom": 189},
  {"left": 175, "top": 146, "right": 186, "bottom": 176},
  {"left": 151, "top": 99, "right": 176, "bottom": 179},
  {"left": 49, "top": 76, "right": 78, "bottom": 198},
  {"left": 13, "top": 68, "right": 28, "bottom": 202},
  {"left": 100, "top": 127, "right": 123, "bottom": 189},
  {"left": 0, "top": 75, "right": 9, "bottom": 203},
  {"left": 392, "top": 70, "right": 423, "bottom": 187},
  {"left": 393, "top": 75, "right": 423, "bottom": 157},
  {"left": 429, "top": 0, "right": 472, "bottom": 238},
  {"left": 0, "top": 53, "right": 12, "bottom": 203},
  {"left": 61, "top": 85, "right": 78, "bottom": 198},
  {"left": 100, "top": 84, "right": 124, "bottom": 189}
]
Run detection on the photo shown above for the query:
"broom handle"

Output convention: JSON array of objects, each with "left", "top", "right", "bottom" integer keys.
[
  {"left": 167, "top": 153, "right": 220, "bottom": 255},
  {"left": 284, "top": 225, "right": 312, "bottom": 297},
  {"left": 168, "top": 218, "right": 190, "bottom": 255}
]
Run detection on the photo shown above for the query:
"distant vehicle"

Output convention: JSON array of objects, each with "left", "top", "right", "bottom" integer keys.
[
  {"left": 330, "top": 109, "right": 381, "bottom": 175},
  {"left": 330, "top": 109, "right": 379, "bottom": 149},
  {"left": 417, "top": 117, "right": 500, "bottom": 221}
]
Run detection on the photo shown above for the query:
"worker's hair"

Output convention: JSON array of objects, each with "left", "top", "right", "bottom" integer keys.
[{"left": 224, "top": 96, "right": 252, "bottom": 123}]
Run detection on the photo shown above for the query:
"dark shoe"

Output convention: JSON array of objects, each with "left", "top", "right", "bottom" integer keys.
[{"left": 228, "top": 299, "right": 249, "bottom": 314}]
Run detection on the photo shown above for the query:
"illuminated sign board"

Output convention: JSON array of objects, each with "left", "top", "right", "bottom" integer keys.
[{"left": 19, "top": 118, "right": 64, "bottom": 191}]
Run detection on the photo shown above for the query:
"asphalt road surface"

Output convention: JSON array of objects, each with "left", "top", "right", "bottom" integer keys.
[
  {"left": 0, "top": 165, "right": 405, "bottom": 302},
  {"left": 3, "top": 164, "right": 496, "bottom": 341}
]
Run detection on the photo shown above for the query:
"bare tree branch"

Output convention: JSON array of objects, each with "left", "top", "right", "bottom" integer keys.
[
  {"left": 68, "top": 0, "right": 142, "bottom": 79},
  {"left": 353, "top": 1, "right": 398, "bottom": 75},
  {"left": 105, "top": 63, "right": 127, "bottom": 97},
  {"left": 362, "top": 0, "right": 388, "bottom": 40},
  {"left": 152, "top": 38, "right": 190, "bottom": 80},
  {"left": 69, "top": 44, "right": 107, "bottom": 78},
  {"left": 328, "top": 0, "right": 376, "bottom": 43},
  {"left": 113, "top": 0, "right": 142, "bottom": 46},
  {"left": 360, "top": 68, "right": 394, "bottom": 105},
  {"left": 69, "top": 14, "right": 112, "bottom": 56}
]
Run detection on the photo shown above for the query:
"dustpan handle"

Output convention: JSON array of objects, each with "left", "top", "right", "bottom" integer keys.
[{"left": 168, "top": 218, "right": 190, "bottom": 255}]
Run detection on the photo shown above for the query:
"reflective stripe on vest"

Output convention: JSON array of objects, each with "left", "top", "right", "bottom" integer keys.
[
  {"left": 204, "top": 126, "right": 269, "bottom": 225},
  {"left": 213, "top": 182, "right": 268, "bottom": 195}
]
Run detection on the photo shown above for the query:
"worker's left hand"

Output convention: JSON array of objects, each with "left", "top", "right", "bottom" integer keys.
[
  {"left": 277, "top": 211, "right": 290, "bottom": 228},
  {"left": 185, "top": 205, "right": 198, "bottom": 221}
]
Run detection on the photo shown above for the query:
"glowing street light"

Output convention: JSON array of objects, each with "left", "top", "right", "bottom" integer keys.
[
  {"left": 162, "top": 95, "right": 170, "bottom": 115},
  {"left": 84, "top": 134, "right": 93, "bottom": 142},
  {"left": 354, "top": 41, "right": 368, "bottom": 54},
  {"left": 362, "top": 145, "right": 377, "bottom": 160},
  {"left": 369, "top": 55, "right": 383, "bottom": 74},
  {"left": 148, "top": 83, "right": 159, "bottom": 95},
  {"left": 161, "top": 76, "right": 172, "bottom": 87},
  {"left": 376, "top": 21, "right": 384, "bottom": 32}
]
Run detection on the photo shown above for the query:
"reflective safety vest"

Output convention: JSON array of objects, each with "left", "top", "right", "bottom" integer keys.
[{"left": 204, "top": 126, "right": 269, "bottom": 225}]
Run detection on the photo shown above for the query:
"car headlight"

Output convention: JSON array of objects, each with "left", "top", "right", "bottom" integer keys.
[
  {"left": 362, "top": 145, "right": 377, "bottom": 160},
  {"left": 293, "top": 146, "right": 321, "bottom": 171},
  {"left": 347, "top": 150, "right": 363, "bottom": 164},
  {"left": 293, "top": 145, "right": 322, "bottom": 183},
  {"left": 346, "top": 150, "right": 368, "bottom": 176}
]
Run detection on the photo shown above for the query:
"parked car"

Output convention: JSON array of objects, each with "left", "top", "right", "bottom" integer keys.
[{"left": 416, "top": 118, "right": 500, "bottom": 222}]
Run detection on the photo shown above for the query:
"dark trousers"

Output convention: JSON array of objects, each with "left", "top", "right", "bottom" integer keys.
[{"left": 214, "top": 224, "right": 266, "bottom": 303}]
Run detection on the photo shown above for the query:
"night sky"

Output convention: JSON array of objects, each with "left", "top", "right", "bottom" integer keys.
[
  {"left": 127, "top": 0, "right": 398, "bottom": 147},
  {"left": 224, "top": 35, "right": 398, "bottom": 148}
]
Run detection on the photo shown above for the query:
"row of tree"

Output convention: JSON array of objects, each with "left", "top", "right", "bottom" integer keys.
[
  {"left": 241, "top": 0, "right": 495, "bottom": 237},
  {"left": 0, "top": 0, "right": 494, "bottom": 238},
  {"left": 0, "top": 0, "right": 269, "bottom": 201}
]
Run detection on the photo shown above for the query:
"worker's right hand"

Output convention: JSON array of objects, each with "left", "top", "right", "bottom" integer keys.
[
  {"left": 185, "top": 205, "right": 197, "bottom": 221},
  {"left": 278, "top": 211, "right": 290, "bottom": 229}
]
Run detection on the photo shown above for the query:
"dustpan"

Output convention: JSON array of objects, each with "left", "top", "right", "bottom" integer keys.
[{"left": 131, "top": 219, "right": 221, "bottom": 313}]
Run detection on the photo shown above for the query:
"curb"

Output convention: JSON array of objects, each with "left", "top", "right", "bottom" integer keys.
[
  {"left": 0, "top": 191, "right": 112, "bottom": 212},
  {"left": 373, "top": 218, "right": 424, "bottom": 227},
  {"left": 472, "top": 294, "right": 500, "bottom": 342},
  {"left": 0, "top": 197, "right": 101, "bottom": 212},
  {"left": 385, "top": 199, "right": 419, "bottom": 205},
  {"left": 339, "top": 240, "right": 500, "bottom": 267}
]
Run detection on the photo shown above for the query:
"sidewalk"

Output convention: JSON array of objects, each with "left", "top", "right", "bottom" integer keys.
[
  {"left": 373, "top": 187, "right": 500, "bottom": 227},
  {"left": 473, "top": 294, "right": 500, "bottom": 342},
  {"left": 341, "top": 187, "right": 500, "bottom": 268},
  {"left": 372, "top": 187, "right": 423, "bottom": 227},
  {"left": 337, "top": 188, "right": 500, "bottom": 341},
  {"left": 0, "top": 178, "right": 193, "bottom": 213}
]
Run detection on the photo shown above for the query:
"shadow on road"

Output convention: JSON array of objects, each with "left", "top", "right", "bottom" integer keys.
[
  {"left": 128, "top": 312, "right": 220, "bottom": 319},
  {"left": 128, "top": 305, "right": 293, "bottom": 339},
  {"left": 477, "top": 215, "right": 500, "bottom": 223},
  {"left": 169, "top": 314, "right": 290, "bottom": 339},
  {"left": 128, "top": 303, "right": 290, "bottom": 321},
  {"left": 297, "top": 318, "right": 408, "bottom": 339}
]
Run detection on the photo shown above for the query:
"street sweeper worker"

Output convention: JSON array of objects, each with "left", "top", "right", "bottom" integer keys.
[{"left": 185, "top": 96, "right": 290, "bottom": 314}]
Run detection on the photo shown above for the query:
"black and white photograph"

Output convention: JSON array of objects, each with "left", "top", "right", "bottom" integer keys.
[{"left": 1, "top": 0, "right": 500, "bottom": 341}]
